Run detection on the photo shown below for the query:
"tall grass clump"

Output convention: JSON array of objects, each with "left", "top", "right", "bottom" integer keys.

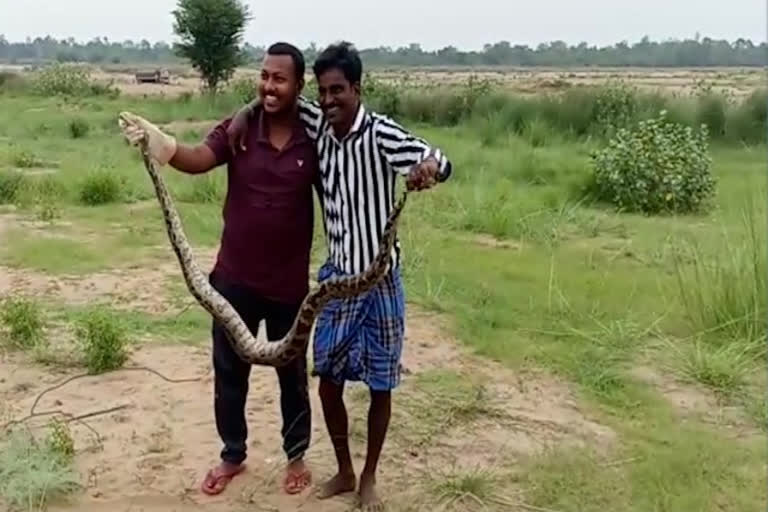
[
  {"left": 228, "top": 76, "right": 257, "bottom": 103},
  {"left": 725, "top": 88, "right": 767, "bottom": 144},
  {"left": 75, "top": 309, "right": 128, "bottom": 374},
  {"left": 0, "top": 427, "right": 80, "bottom": 511},
  {"left": 370, "top": 76, "right": 765, "bottom": 145},
  {"left": 0, "top": 170, "right": 25, "bottom": 204},
  {"left": 668, "top": 336, "right": 761, "bottom": 395},
  {"left": 593, "top": 80, "right": 638, "bottom": 136},
  {"left": 68, "top": 118, "right": 90, "bottom": 139},
  {"left": 78, "top": 169, "right": 123, "bottom": 205},
  {"left": 0, "top": 71, "right": 28, "bottom": 94},
  {"left": 588, "top": 110, "right": 715, "bottom": 215},
  {"left": 0, "top": 297, "right": 46, "bottom": 350},
  {"left": 181, "top": 173, "right": 225, "bottom": 203},
  {"left": 362, "top": 72, "right": 401, "bottom": 118},
  {"left": 672, "top": 201, "right": 766, "bottom": 344},
  {"left": 10, "top": 149, "right": 46, "bottom": 169},
  {"left": 695, "top": 92, "right": 728, "bottom": 138}
]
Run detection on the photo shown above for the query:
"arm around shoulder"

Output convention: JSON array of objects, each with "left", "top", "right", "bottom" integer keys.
[{"left": 297, "top": 95, "right": 324, "bottom": 141}]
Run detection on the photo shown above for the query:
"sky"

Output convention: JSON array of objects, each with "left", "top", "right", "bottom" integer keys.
[{"left": 1, "top": 0, "right": 765, "bottom": 50}]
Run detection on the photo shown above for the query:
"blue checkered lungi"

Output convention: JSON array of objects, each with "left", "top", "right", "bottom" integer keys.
[{"left": 311, "top": 260, "right": 405, "bottom": 391}]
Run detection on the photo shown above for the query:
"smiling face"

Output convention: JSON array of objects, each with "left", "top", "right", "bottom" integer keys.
[
  {"left": 316, "top": 67, "right": 360, "bottom": 134},
  {"left": 259, "top": 53, "right": 302, "bottom": 114}
]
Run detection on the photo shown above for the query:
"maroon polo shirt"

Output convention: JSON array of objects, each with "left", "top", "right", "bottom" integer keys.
[{"left": 203, "top": 106, "right": 320, "bottom": 305}]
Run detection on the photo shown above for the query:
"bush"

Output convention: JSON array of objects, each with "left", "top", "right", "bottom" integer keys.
[
  {"left": 75, "top": 310, "right": 127, "bottom": 374},
  {"left": 183, "top": 173, "right": 224, "bottom": 203},
  {"left": 364, "top": 73, "right": 401, "bottom": 118},
  {"left": 0, "top": 429, "right": 80, "bottom": 511},
  {"left": 0, "top": 170, "right": 24, "bottom": 204},
  {"left": 0, "top": 297, "right": 46, "bottom": 350},
  {"left": 589, "top": 111, "right": 716, "bottom": 215},
  {"left": 0, "top": 71, "right": 28, "bottom": 93},
  {"left": 228, "top": 76, "right": 257, "bottom": 103},
  {"left": 31, "top": 63, "right": 118, "bottom": 97},
  {"left": 593, "top": 81, "right": 638, "bottom": 135},
  {"left": 32, "top": 64, "right": 91, "bottom": 96},
  {"left": 10, "top": 149, "right": 45, "bottom": 169},
  {"left": 78, "top": 169, "right": 122, "bottom": 205},
  {"left": 68, "top": 118, "right": 90, "bottom": 139},
  {"left": 45, "top": 418, "right": 75, "bottom": 463}
]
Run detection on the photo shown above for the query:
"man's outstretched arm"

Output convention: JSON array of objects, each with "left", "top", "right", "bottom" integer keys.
[
  {"left": 373, "top": 115, "right": 452, "bottom": 189},
  {"left": 119, "top": 112, "right": 219, "bottom": 174}
]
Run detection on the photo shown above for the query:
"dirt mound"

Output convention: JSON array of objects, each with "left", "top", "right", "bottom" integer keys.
[{"left": 3, "top": 306, "right": 614, "bottom": 512}]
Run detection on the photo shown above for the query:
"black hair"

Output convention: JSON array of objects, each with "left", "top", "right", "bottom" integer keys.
[
  {"left": 312, "top": 41, "right": 362, "bottom": 84},
  {"left": 266, "top": 42, "right": 305, "bottom": 82}
]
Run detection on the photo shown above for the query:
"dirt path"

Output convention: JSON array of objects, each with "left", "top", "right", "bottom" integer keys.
[{"left": 2, "top": 306, "right": 613, "bottom": 512}]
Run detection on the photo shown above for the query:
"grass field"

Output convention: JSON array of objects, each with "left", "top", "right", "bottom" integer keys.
[{"left": 0, "top": 67, "right": 766, "bottom": 511}]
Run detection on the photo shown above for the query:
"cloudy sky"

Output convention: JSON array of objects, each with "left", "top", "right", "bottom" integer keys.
[{"left": 1, "top": 0, "right": 764, "bottom": 49}]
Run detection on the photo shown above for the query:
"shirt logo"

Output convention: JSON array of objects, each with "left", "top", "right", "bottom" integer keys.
[{"left": 297, "top": 159, "right": 304, "bottom": 167}]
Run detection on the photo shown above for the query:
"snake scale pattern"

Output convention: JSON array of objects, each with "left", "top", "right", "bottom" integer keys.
[{"left": 136, "top": 137, "right": 406, "bottom": 367}]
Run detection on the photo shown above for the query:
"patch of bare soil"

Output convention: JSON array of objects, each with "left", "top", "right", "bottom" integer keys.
[
  {"left": 3, "top": 306, "right": 614, "bottom": 512},
  {"left": 629, "top": 365, "right": 761, "bottom": 437},
  {"left": 0, "top": 264, "right": 172, "bottom": 314},
  {"left": 466, "top": 233, "right": 523, "bottom": 251},
  {"left": 0, "top": 245, "right": 218, "bottom": 315}
]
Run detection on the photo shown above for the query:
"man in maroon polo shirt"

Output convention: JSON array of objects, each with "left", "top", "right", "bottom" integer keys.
[{"left": 118, "top": 43, "right": 319, "bottom": 496}]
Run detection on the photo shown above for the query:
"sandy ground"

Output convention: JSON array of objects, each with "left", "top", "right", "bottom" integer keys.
[{"left": 1, "top": 287, "right": 615, "bottom": 512}]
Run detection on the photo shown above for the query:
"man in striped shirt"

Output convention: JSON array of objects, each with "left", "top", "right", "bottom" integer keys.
[{"left": 228, "top": 41, "right": 452, "bottom": 510}]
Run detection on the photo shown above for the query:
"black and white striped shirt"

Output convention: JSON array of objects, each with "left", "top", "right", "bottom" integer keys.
[{"left": 297, "top": 97, "right": 452, "bottom": 275}]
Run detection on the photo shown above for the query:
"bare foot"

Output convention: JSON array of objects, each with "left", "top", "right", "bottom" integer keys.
[
  {"left": 316, "top": 472, "right": 356, "bottom": 499},
  {"left": 358, "top": 472, "right": 384, "bottom": 511},
  {"left": 283, "top": 459, "right": 312, "bottom": 494}
]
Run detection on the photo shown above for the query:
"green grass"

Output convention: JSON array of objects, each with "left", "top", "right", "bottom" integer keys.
[
  {"left": 73, "top": 308, "right": 128, "bottom": 374},
  {"left": 428, "top": 467, "right": 513, "bottom": 510},
  {"left": 0, "top": 428, "right": 80, "bottom": 511},
  {"left": 519, "top": 428, "right": 765, "bottom": 512},
  {"left": 59, "top": 304, "right": 210, "bottom": 346},
  {"left": 0, "top": 296, "right": 46, "bottom": 350},
  {"left": 389, "top": 369, "right": 506, "bottom": 447},
  {"left": 0, "top": 84, "right": 765, "bottom": 510}
]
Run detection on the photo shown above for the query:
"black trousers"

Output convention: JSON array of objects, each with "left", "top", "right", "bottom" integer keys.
[{"left": 209, "top": 271, "right": 311, "bottom": 465}]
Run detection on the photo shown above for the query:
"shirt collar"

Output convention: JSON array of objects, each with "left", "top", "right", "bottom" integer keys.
[
  {"left": 326, "top": 102, "right": 367, "bottom": 141},
  {"left": 253, "top": 105, "right": 308, "bottom": 146},
  {"left": 350, "top": 103, "right": 366, "bottom": 134}
]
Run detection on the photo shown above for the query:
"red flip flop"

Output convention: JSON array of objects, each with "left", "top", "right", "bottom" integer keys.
[{"left": 201, "top": 464, "right": 246, "bottom": 495}]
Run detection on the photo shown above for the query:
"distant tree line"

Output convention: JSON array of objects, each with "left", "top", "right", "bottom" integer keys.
[{"left": 0, "top": 34, "right": 765, "bottom": 67}]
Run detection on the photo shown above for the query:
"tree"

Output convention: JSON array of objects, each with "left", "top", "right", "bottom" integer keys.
[{"left": 171, "top": 0, "right": 250, "bottom": 91}]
